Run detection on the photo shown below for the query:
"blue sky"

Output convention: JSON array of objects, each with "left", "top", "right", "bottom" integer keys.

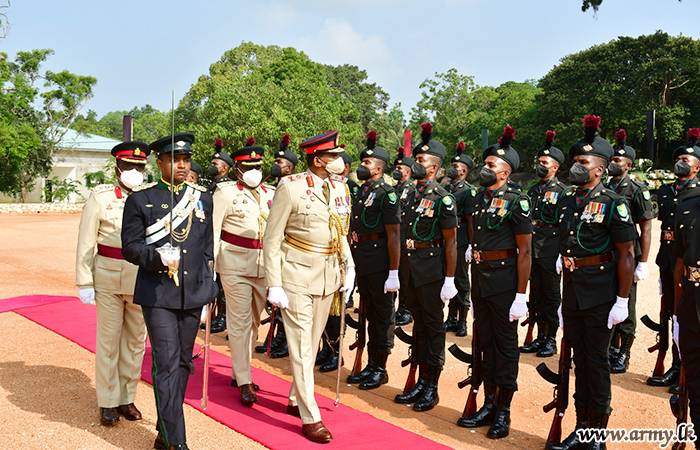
[{"left": 1, "top": 0, "right": 697, "bottom": 119}]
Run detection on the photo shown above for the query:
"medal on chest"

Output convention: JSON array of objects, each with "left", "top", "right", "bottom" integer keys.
[
  {"left": 487, "top": 198, "right": 510, "bottom": 216},
  {"left": 417, "top": 198, "right": 435, "bottom": 217},
  {"left": 336, "top": 195, "right": 349, "bottom": 215},
  {"left": 194, "top": 200, "right": 205, "bottom": 220},
  {"left": 544, "top": 191, "right": 560, "bottom": 204},
  {"left": 582, "top": 201, "right": 606, "bottom": 223},
  {"left": 365, "top": 192, "right": 376, "bottom": 207}
]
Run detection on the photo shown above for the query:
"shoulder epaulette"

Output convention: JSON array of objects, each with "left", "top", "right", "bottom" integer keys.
[
  {"left": 91, "top": 184, "right": 113, "bottom": 195},
  {"left": 330, "top": 174, "right": 346, "bottom": 183},
  {"left": 132, "top": 182, "right": 157, "bottom": 192},
  {"left": 185, "top": 181, "right": 207, "bottom": 192},
  {"left": 286, "top": 174, "right": 304, "bottom": 184},
  {"left": 214, "top": 181, "right": 237, "bottom": 190},
  {"left": 262, "top": 183, "right": 276, "bottom": 191}
]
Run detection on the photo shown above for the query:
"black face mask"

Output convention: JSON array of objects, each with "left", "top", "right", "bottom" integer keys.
[
  {"left": 535, "top": 163, "right": 549, "bottom": 179},
  {"left": 207, "top": 165, "right": 219, "bottom": 178},
  {"left": 356, "top": 165, "right": 372, "bottom": 181},
  {"left": 392, "top": 168, "right": 404, "bottom": 181},
  {"left": 478, "top": 167, "right": 498, "bottom": 187},
  {"left": 269, "top": 163, "right": 283, "bottom": 178},
  {"left": 410, "top": 162, "right": 427, "bottom": 180},
  {"left": 607, "top": 162, "right": 623, "bottom": 177},
  {"left": 674, "top": 160, "right": 691, "bottom": 177},
  {"left": 446, "top": 167, "right": 459, "bottom": 180},
  {"left": 569, "top": 162, "right": 592, "bottom": 186}
]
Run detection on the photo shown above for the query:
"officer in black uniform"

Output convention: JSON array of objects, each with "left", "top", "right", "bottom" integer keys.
[
  {"left": 606, "top": 129, "right": 654, "bottom": 374},
  {"left": 554, "top": 115, "right": 636, "bottom": 449},
  {"left": 444, "top": 141, "right": 476, "bottom": 337},
  {"left": 520, "top": 131, "right": 566, "bottom": 358},
  {"left": 186, "top": 161, "right": 201, "bottom": 184},
  {"left": 458, "top": 125, "right": 532, "bottom": 439},
  {"left": 346, "top": 131, "right": 401, "bottom": 390},
  {"left": 649, "top": 128, "right": 700, "bottom": 388},
  {"left": 672, "top": 141, "right": 700, "bottom": 433},
  {"left": 393, "top": 122, "right": 457, "bottom": 412},
  {"left": 341, "top": 147, "right": 360, "bottom": 197},
  {"left": 393, "top": 146, "right": 415, "bottom": 326},
  {"left": 121, "top": 132, "right": 218, "bottom": 450}
]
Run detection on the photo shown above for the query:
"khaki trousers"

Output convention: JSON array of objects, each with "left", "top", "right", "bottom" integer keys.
[
  {"left": 281, "top": 289, "right": 333, "bottom": 424},
  {"left": 95, "top": 291, "right": 146, "bottom": 407},
  {"left": 221, "top": 274, "right": 267, "bottom": 385}
]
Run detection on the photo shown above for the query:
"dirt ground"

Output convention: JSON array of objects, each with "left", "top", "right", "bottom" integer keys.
[{"left": 0, "top": 214, "right": 679, "bottom": 449}]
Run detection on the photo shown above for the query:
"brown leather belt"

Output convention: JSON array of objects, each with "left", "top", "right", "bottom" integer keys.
[
  {"left": 473, "top": 248, "right": 517, "bottom": 262},
  {"left": 97, "top": 244, "right": 124, "bottom": 260},
  {"left": 459, "top": 217, "right": 469, "bottom": 224},
  {"left": 222, "top": 231, "right": 263, "bottom": 249},
  {"left": 685, "top": 266, "right": 700, "bottom": 283},
  {"left": 352, "top": 231, "right": 387, "bottom": 243},
  {"left": 406, "top": 238, "right": 444, "bottom": 250},
  {"left": 533, "top": 220, "right": 557, "bottom": 228},
  {"left": 562, "top": 251, "right": 614, "bottom": 271},
  {"left": 661, "top": 230, "right": 675, "bottom": 241}
]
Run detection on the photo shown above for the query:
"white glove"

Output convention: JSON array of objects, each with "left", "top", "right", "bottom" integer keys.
[
  {"left": 200, "top": 304, "right": 208, "bottom": 322},
  {"left": 658, "top": 277, "right": 663, "bottom": 296},
  {"left": 78, "top": 287, "right": 95, "bottom": 305},
  {"left": 469, "top": 299, "right": 474, "bottom": 319},
  {"left": 634, "top": 261, "right": 649, "bottom": 282},
  {"left": 607, "top": 296, "right": 629, "bottom": 329},
  {"left": 341, "top": 266, "right": 356, "bottom": 303},
  {"left": 673, "top": 315, "right": 680, "bottom": 359},
  {"left": 557, "top": 304, "right": 564, "bottom": 330},
  {"left": 555, "top": 254, "right": 563, "bottom": 274},
  {"left": 509, "top": 292, "right": 528, "bottom": 322},
  {"left": 384, "top": 269, "right": 400, "bottom": 293},
  {"left": 268, "top": 286, "right": 289, "bottom": 309},
  {"left": 440, "top": 277, "right": 458, "bottom": 303},
  {"left": 465, "top": 244, "right": 472, "bottom": 262}
]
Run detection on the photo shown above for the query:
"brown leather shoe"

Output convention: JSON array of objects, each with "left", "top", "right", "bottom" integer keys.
[
  {"left": 231, "top": 379, "right": 260, "bottom": 390},
  {"left": 286, "top": 404, "right": 301, "bottom": 418},
  {"left": 239, "top": 383, "right": 258, "bottom": 405},
  {"left": 302, "top": 421, "right": 333, "bottom": 443},
  {"left": 100, "top": 407, "right": 119, "bottom": 426},
  {"left": 117, "top": 403, "right": 142, "bottom": 421}
]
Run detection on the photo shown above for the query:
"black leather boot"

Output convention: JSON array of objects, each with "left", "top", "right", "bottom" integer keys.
[
  {"left": 455, "top": 306, "right": 468, "bottom": 337},
  {"left": 608, "top": 329, "right": 621, "bottom": 363},
  {"left": 457, "top": 384, "right": 498, "bottom": 428},
  {"left": 210, "top": 299, "right": 226, "bottom": 333},
  {"left": 348, "top": 350, "right": 376, "bottom": 384},
  {"left": 547, "top": 405, "right": 589, "bottom": 450},
  {"left": 537, "top": 323, "right": 558, "bottom": 358},
  {"left": 270, "top": 323, "right": 289, "bottom": 358},
  {"left": 487, "top": 387, "right": 514, "bottom": 439},
  {"left": 395, "top": 303, "right": 412, "bottom": 326},
  {"left": 320, "top": 340, "right": 341, "bottom": 372},
  {"left": 647, "top": 349, "right": 680, "bottom": 387},
  {"left": 359, "top": 353, "right": 389, "bottom": 390},
  {"left": 520, "top": 320, "right": 545, "bottom": 353},
  {"left": 315, "top": 339, "right": 332, "bottom": 366},
  {"left": 413, "top": 365, "right": 441, "bottom": 411},
  {"left": 394, "top": 362, "right": 427, "bottom": 404},
  {"left": 610, "top": 334, "right": 634, "bottom": 374},
  {"left": 445, "top": 306, "right": 458, "bottom": 332},
  {"left": 584, "top": 411, "right": 610, "bottom": 450}
]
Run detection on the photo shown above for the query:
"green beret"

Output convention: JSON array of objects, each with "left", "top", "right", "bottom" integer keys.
[
  {"left": 360, "top": 130, "right": 390, "bottom": 163},
  {"left": 569, "top": 115, "right": 612, "bottom": 161},
  {"left": 484, "top": 125, "right": 519, "bottom": 170},
  {"left": 412, "top": 122, "right": 446, "bottom": 160},
  {"left": 538, "top": 130, "right": 564, "bottom": 164},
  {"left": 672, "top": 128, "right": 700, "bottom": 162},
  {"left": 452, "top": 141, "right": 475, "bottom": 168}
]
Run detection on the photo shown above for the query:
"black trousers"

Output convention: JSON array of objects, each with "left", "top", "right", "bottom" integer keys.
[
  {"left": 473, "top": 289, "right": 519, "bottom": 390},
  {"left": 397, "top": 252, "right": 409, "bottom": 307},
  {"left": 405, "top": 277, "right": 446, "bottom": 367},
  {"left": 679, "top": 319, "right": 700, "bottom": 431},
  {"left": 142, "top": 306, "right": 202, "bottom": 447},
  {"left": 615, "top": 281, "right": 637, "bottom": 335},
  {"left": 357, "top": 270, "right": 395, "bottom": 355},
  {"left": 448, "top": 244, "right": 471, "bottom": 310},
  {"left": 563, "top": 298, "right": 614, "bottom": 415},
  {"left": 529, "top": 255, "right": 562, "bottom": 331}
]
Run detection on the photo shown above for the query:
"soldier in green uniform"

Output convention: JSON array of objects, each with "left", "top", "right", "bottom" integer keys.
[
  {"left": 458, "top": 125, "right": 532, "bottom": 439},
  {"left": 649, "top": 128, "right": 700, "bottom": 388},
  {"left": 553, "top": 116, "right": 636, "bottom": 450},
  {"left": 444, "top": 141, "right": 476, "bottom": 337},
  {"left": 346, "top": 131, "right": 402, "bottom": 390},
  {"left": 606, "top": 129, "right": 654, "bottom": 374},
  {"left": 393, "top": 146, "right": 415, "bottom": 326},
  {"left": 393, "top": 122, "right": 457, "bottom": 412},
  {"left": 520, "top": 131, "right": 566, "bottom": 358}
]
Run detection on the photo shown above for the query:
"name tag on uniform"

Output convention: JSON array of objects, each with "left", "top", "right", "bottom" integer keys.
[
  {"left": 544, "top": 191, "right": 559, "bottom": 204},
  {"left": 582, "top": 202, "right": 606, "bottom": 223},
  {"left": 487, "top": 198, "right": 509, "bottom": 216}
]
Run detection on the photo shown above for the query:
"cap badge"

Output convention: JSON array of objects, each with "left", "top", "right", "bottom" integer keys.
[
  {"left": 583, "top": 144, "right": 593, "bottom": 152},
  {"left": 214, "top": 153, "right": 220, "bottom": 158},
  {"left": 689, "top": 148, "right": 695, "bottom": 153},
  {"left": 176, "top": 141, "right": 186, "bottom": 147},
  {"left": 544, "top": 150, "right": 550, "bottom": 155},
  {"left": 397, "top": 159, "right": 402, "bottom": 164},
  {"left": 278, "top": 151, "right": 284, "bottom": 156},
  {"left": 134, "top": 149, "right": 141, "bottom": 156},
  {"left": 497, "top": 149, "right": 505, "bottom": 155},
  {"left": 251, "top": 151, "right": 257, "bottom": 158},
  {"left": 367, "top": 150, "right": 373, "bottom": 155},
  {"left": 422, "top": 145, "right": 429, "bottom": 151},
  {"left": 455, "top": 156, "right": 460, "bottom": 160},
  {"left": 618, "top": 150, "right": 624, "bottom": 154}
]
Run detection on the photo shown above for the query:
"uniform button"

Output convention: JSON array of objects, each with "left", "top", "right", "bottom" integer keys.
[
  {"left": 501, "top": 261, "right": 505, "bottom": 265},
  {"left": 696, "top": 282, "right": 700, "bottom": 288},
  {"left": 409, "top": 222, "right": 413, "bottom": 225},
  {"left": 570, "top": 231, "right": 574, "bottom": 235},
  {"left": 600, "top": 266, "right": 604, "bottom": 270},
  {"left": 407, "top": 253, "right": 411, "bottom": 257},
  {"left": 671, "top": 213, "right": 674, "bottom": 216},
  {"left": 374, "top": 244, "right": 377, "bottom": 248},
  {"left": 477, "top": 226, "right": 481, "bottom": 230},
  {"left": 355, "top": 216, "right": 359, "bottom": 219},
  {"left": 574, "top": 213, "right": 578, "bottom": 217},
  {"left": 184, "top": 271, "right": 188, "bottom": 275},
  {"left": 183, "top": 249, "right": 187, "bottom": 254},
  {"left": 430, "top": 252, "right": 433, "bottom": 256},
  {"left": 567, "top": 249, "right": 571, "bottom": 254}
]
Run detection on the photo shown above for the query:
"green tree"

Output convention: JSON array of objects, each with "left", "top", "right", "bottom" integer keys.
[{"left": 323, "top": 64, "right": 389, "bottom": 130}]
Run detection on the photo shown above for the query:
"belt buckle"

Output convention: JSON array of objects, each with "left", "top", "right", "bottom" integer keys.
[
  {"left": 662, "top": 231, "right": 674, "bottom": 241},
  {"left": 406, "top": 239, "right": 415, "bottom": 250},
  {"left": 474, "top": 251, "right": 482, "bottom": 263},
  {"left": 690, "top": 267, "right": 700, "bottom": 282},
  {"left": 562, "top": 256, "right": 576, "bottom": 271}
]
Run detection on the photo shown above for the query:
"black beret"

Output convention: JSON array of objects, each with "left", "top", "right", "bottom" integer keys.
[
  {"left": 275, "top": 134, "right": 299, "bottom": 166},
  {"left": 537, "top": 131, "right": 564, "bottom": 164},
  {"left": 394, "top": 146, "right": 414, "bottom": 168},
  {"left": 212, "top": 150, "right": 234, "bottom": 167},
  {"left": 484, "top": 125, "right": 519, "bottom": 170},
  {"left": 613, "top": 129, "right": 635, "bottom": 161},
  {"left": 340, "top": 151, "right": 354, "bottom": 166},
  {"left": 569, "top": 116, "right": 613, "bottom": 161},
  {"left": 148, "top": 132, "right": 194, "bottom": 156},
  {"left": 111, "top": 141, "right": 149, "bottom": 164},
  {"left": 360, "top": 131, "right": 390, "bottom": 163},
  {"left": 672, "top": 128, "right": 700, "bottom": 162},
  {"left": 412, "top": 122, "right": 446, "bottom": 160},
  {"left": 190, "top": 161, "right": 202, "bottom": 175},
  {"left": 451, "top": 141, "right": 474, "bottom": 168}
]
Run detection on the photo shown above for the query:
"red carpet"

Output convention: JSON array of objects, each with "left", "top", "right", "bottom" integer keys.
[{"left": 6, "top": 295, "right": 451, "bottom": 450}]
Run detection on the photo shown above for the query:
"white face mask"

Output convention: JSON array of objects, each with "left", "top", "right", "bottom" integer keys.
[
  {"left": 119, "top": 168, "right": 144, "bottom": 190},
  {"left": 324, "top": 156, "right": 345, "bottom": 175},
  {"left": 242, "top": 168, "right": 263, "bottom": 188}
]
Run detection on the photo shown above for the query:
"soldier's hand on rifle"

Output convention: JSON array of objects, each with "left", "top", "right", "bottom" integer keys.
[
  {"left": 607, "top": 296, "right": 629, "bottom": 329},
  {"left": 268, "top": 286, "right": 289, "bottom": 309},
  {"left": 464, "top": 244, "right": 472, "bottom": 262},
  {"left": 555, "top": 254, "right": 563, "bottom": 274},
  {"left": 341, "top": 267, "right": 356, "bottom": 303},
  {"left": 384, "top": 270, "right": 400, "bottom": 293},
  {"left": 78, "top": 287, "right": 95, "bottom": 305},
  {"left": 673, "top": 315, "right": 680, "bottom": 359},
  {"left": 557, "top": 304, "right": 564, "bottom": 330},
  {"left": 634, "top": 261, "right": 649, "bottom": 282},
  {"left": 508, "top": 292, "right": 528, "bottom": 322},
  {"left": 440, "top": 277, "right": 458, "bottom": 303}
]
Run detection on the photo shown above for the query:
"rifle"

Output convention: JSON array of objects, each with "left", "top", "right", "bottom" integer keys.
[
  {"left": 670, "top": 366, "right": 688, "bottom": 449},
  {"left": 335, "top": 261, "right": 348, "bottom": 407},
  {"left": 345, "top": 298, "right": 366, "bottom": 377},
  {"left": 641, "top": 295, "right": 669, "bottom": 378},
  {"left": 395, "top": 326, "right": 418, "bottom": 393},
  {"left": 521, "top": 314, "right": 535, "bottom": 346},
  {"left": 201, "top": 301, "right": 212, "bottom": 409},
  {"left": 448, "top": 330, "right": 481, "bottom": 418},
  {"left": 536, "top": 337, "right": 571, "bottom": 447}
]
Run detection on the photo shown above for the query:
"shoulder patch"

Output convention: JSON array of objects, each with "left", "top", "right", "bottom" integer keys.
[
  {"left": 132, "top": 182, "right": 157, "bottom": 192},
  {"left": 643, "top": 190, "right": 650, "bottom": 200},
  {"left": 91, "top": 184, "right": 113, "bottom": 195},
  {"left": 388, "top": 191, "right": 398, "bottom": 203},
  {"left": 519, "top": 198, "right": 530, "bottom": 212},
  {"left": 442, "top": 196, "right": 453, "bottom": 206},
  {"left": 470, "top": 188, "right": 476, "bottom": 197},
  {"left": 616, "top": 204, "right": 629, "bottom": 218}
]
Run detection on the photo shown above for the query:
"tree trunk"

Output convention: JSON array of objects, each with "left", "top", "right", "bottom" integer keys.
[{"left": 21, "top": 187, "right": 28, "bottom": 203}]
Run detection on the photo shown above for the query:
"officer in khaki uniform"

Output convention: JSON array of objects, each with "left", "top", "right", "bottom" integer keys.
[
  {"left": 76, "top": 141, "right": 149, "bottom": 426},
  {"left": 213, "top": 138, "right": 275, "bottom": 405},
  {"left": 264, "top": 130, "right": 355, "bottom": 444}
]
